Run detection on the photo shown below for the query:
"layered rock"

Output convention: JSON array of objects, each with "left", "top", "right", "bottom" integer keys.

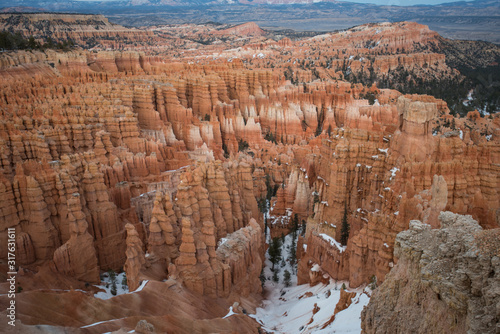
[
  {"left": 52, "top": 192, "right": 100, "bottom": 283},
  {"left": 361, "top": 212, "right": 500, "bottom": 334},
  {"left": 124, "top": 223, "right": 146, "bottom": 291}
]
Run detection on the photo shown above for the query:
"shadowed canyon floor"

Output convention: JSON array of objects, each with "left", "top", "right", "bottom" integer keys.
[{"left": 0, "top": 13, "right": 499, "bottom": 333}]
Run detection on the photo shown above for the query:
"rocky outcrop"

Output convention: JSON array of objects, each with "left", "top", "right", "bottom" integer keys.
[
  {"left": 361, "top": 212, "right": 500, "bottom": 334},
  {"left": 52, "top": 193, "right": 100, "bottom": 283},
  {"left": 124, "top": 223, "right": 146, "bottom": 291},
  {"left": 216, "top": 218, "right": 264, "bottom": 298}
]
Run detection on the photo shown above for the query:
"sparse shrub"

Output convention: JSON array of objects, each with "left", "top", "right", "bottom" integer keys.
[{"left": 238, "top": 139, "right": 249, "bottom": 151}]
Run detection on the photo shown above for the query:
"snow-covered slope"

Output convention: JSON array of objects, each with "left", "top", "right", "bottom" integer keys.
[{"left": 254, "top": 231, "right": 370, "bottom": 333}]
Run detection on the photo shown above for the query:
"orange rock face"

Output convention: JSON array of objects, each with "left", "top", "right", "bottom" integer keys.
[
  {"left": 124, "top": 223, "right": 146, "bottom": 291},
  {"left": 0, "top": 14, "right": 499, "bottom": 333}
]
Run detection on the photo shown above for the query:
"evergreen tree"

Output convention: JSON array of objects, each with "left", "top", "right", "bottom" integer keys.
[
  {"left": 109, "top": 270, "right": 117, "bottom": 296},
  {"left": 260, "top": 269, "right": 266, "bottom": 288},
  {"left": 283, "top": 270, "right": 291, "bottom": 287},
  {"left": 121, "top": 274, "right": 128, "bottom": 290},
  {"left": 300, "top": 220, "right": 306, "bottom": 236},
  {"left": 222, "top": 142, "right": 229, "bottom": 158},
  {"left": 238, "top": 139, "right": 249, "bottom": 151},
  {"left": 269, "top": 237, "right": 282, "bottom": 271},
  {"left": 292, "top": 214, "right": 299, "bottom": 236},
  {"left": 340, "top": 205, "right": 350, "bottom": 246},
  {"left": 288, "top": 236, "right": 297, "bottom": 273},
  {"left": 272, "top": 270, "right": 279, "bottom": 282}
]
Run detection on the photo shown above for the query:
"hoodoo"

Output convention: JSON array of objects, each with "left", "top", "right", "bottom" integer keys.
[{"left": 0, "top": 12, "right": 498, "bottom": 334}]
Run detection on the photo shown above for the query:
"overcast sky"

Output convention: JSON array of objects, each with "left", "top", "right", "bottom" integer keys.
[
  {"left": 343, "top": 0, "right": 469, "bottom": 4},
  {"left": 72, "top": 0, "right": 473, "bottom": 3}
]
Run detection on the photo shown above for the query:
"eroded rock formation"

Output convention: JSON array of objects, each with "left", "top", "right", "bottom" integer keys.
[
  {"left": 361, "top": 212, "right": 500, "bottom": 334},
  {"left": 0, "top": 14, "right": 498, "bottom": 334}
]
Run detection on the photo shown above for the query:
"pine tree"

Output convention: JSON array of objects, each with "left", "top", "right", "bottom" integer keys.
[
  {"left": 283, "top": 270, "right": 291, "bottom": 287},
  {"left": 301, "top": 220, "right": 306, "bottom": 236},
  {"left": 260, "top": 269, "right": 266, "bottom": 288},
  {"left": 340, "top": 205, "right": 350, "bottom": 246},
  {"left": 288, "top": 236, "right": 297, "bottom": 272},
  {"left": 109, "top": 270, "right": 117, "bottom": 296},
  {"left": 269, "top": 237, "right": 282, "bottom": 271},
  {"left": 121, "top": 274, "right": 128, "bottom": 290},
  {"left": 292, "top": 214, "right": 299, "bottom": 235},
  {"left": 272, "top": 270, "right": 279, "bottom": 282}
]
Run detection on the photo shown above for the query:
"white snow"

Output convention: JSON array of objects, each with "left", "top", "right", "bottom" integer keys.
[
  {"left": 218, "top": 237, "right": 229, "bottom": 247},
  {"left": 486, "top": 134, "right": 492, "bottom": 141},
  {"left": 372, "top": 155, "right": 379, "bottom": 159},
  {"left": 459, "top": 130, "right": 463, "bottom": 140},
  {"left": 389, "top": 167, "right": 399, "bottom": 180},
  {"left": 81, "top": 317, "right": 126, "bottom": 329},
  {"left": 319, "top": 233, "right": 346, "bottom": 253},
  {"left": 383, "top": 243, "right": 389, "bottom": 248},
  {"left": 378, "top": 148, "right": 388, "bottom": 154},
  {"left": 94, "top": 273, "right": 148, "bottom": 300},
  {"left": 223, "top": 306, "right": 236, "bottom": 319},
  {"left": 94, "top": 272, "right": 129, "bottom": 300},
  {"left": 255, "top": 277, "right": 370, "bottom": 334},
  {"left": 394, "top": 211, "right": 399, "bottom": 216},
  {"left": 134, "top": 280, "right": 148, "bottom": 292},
  {"left": 311, "top": 263, "right": 321, "bottom": 272},
  {"left": 252, "top": 209, "right": 370, "bottom": 334}
]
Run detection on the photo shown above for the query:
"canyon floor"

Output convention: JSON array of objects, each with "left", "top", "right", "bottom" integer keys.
[{"left": 0, "top": 12, "right": 499, "bottom": 334}]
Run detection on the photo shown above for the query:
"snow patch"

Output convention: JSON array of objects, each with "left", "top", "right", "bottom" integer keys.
[
  {"left": 94, "top": 272, "right": 129, "bottom": 300},
  {"left": 319, "top": 233, "right": 346, "bottom": 253},
  {"left": 390, "top": 167, "right": 399, "bottom": 180},
  {"left": 223, "top": 306, "right": 236, "bottom": 319}
]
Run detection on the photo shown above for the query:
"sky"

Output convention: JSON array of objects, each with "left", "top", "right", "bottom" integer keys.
[
  {"left": 343, "top": 0, "right": 470, "bottom": 4},
  {"left": 71, "top": 0, "right": 473, "bottom": 3}
]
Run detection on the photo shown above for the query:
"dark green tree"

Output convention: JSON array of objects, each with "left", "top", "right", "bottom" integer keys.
[
  {"left": 269, "top": 237, "right": 282, "bottom": 271},
  {"left": 283, "top": 270, "right": 291, "bottom": 287},
  {"left": 121, "top": 274, "right": 128, "bottom": 290},
  {"left": 222, "top": 142, "right": 229, "bottom": 158},
  {"left": 272, "top": 269, "right": 279, "bottom": 282},
  {"left": 238, "top": 139, "right": 249, "bottom": 151},
  {"left": 340, "top": 205, "right": 350, "bottom": 246},
  {"left": 288, "top": 236, "right": 297, "bottom": 272},
  {"left": 109, "top": 270, "right": 117, "bottom": 296}
]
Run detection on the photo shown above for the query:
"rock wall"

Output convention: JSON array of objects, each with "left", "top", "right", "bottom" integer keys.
[
  {"left": 361, "top": 212, "right": 500, "bottom": 334},
  {"left": 297, "top": 91, "right": 499, "bottom": 288}
]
